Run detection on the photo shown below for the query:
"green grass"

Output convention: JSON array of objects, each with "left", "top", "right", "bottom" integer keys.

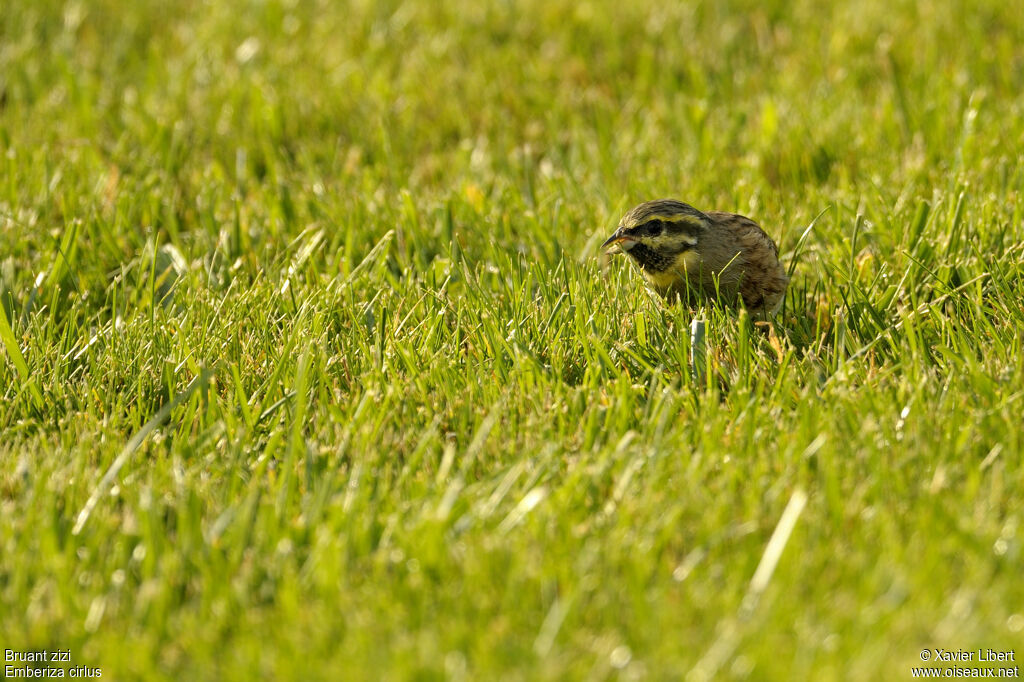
[{"left": 2, "top": 0, "right": 1023, "bottom": 679}]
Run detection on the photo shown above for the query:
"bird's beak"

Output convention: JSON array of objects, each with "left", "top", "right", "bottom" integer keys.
[{"left": 601, "top": 228, "right": 635, "bottom": 254}]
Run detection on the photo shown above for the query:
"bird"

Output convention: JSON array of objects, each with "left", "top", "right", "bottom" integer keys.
[{"left": 602, "top": 199, "right": 789, "bottom": 316}]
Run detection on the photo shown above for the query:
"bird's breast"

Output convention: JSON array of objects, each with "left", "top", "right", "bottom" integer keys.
[{"left": 640, "top": 250, "right": 703, "bottom": 291}]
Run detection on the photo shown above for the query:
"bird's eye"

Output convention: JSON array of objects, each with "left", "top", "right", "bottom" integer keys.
[{"left": 643, "top": 220, "right": 664, "bottom": 236}]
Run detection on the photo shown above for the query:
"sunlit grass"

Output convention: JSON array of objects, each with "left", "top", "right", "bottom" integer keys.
[{"left": 2, "top": 0, "right": 1023, "bottom": 679}]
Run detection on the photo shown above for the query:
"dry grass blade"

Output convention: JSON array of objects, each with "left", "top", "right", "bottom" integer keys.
[{"left": 71, "top": 370, "right": 210, "bottom": 535}]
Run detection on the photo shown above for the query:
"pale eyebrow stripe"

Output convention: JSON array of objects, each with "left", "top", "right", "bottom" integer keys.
[
  {"left": 634, "top": 214, "right": 703, "bottom": 231},
  {"left": 657, "top": 214, "right": 703, "bottom": 225}
]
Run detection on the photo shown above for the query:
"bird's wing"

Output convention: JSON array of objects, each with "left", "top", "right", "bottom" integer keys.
[{"left": 707, "top": 211, "right": 780, "bottom": 259}]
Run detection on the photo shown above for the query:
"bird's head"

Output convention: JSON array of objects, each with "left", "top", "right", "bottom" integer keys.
[{"left": 601, "top": 199, "right": 709, "bottom": 272}]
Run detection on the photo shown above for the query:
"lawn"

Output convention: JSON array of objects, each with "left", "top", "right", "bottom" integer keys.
[{"left": 1, "top": 0, "right": 1022, "bottom": 679}]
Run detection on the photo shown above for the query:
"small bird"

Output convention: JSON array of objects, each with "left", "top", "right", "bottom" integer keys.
[{"left": 602, "top": 199, "right": 789, "bottom": 316}]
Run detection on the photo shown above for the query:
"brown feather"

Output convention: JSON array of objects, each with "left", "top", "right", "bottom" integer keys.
[{"left": 606, "top": 201, "right": 789, "bottom": 316}]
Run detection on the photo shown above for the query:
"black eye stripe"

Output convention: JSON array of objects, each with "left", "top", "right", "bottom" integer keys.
[{"left": 642, "top": 220, "right": 664, "bottom": 236}]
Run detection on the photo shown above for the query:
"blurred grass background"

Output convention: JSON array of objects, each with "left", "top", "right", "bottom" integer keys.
[{"left": 1, "top": 0, "right": 1023, "bottom": 679}]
